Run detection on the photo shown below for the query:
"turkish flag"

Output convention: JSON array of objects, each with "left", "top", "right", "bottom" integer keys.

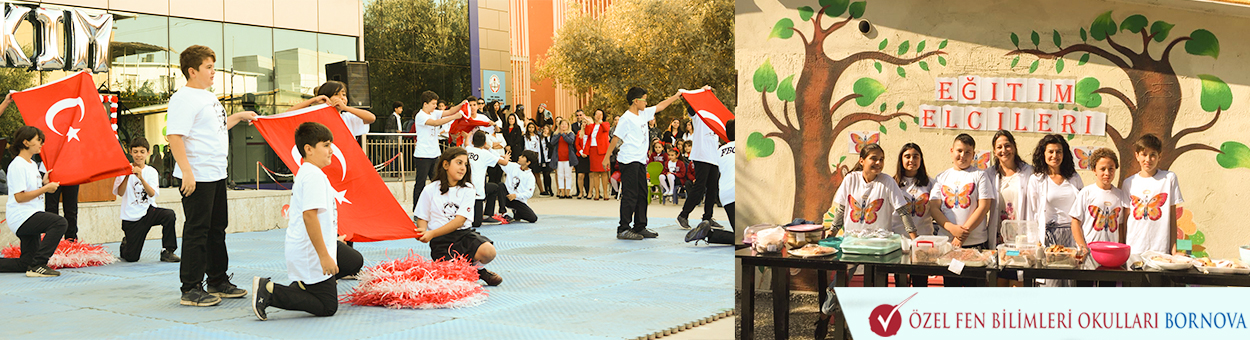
[
  {"left": 253, "top": 105, "right": 419, "bottom": 242},
  {"left": 680, "top": 88, "right": 736, "bottom": 143},
  {"left": 11, "top": 71, "right": 131, "bottom": 186},
  {"left": 448, "top": 105, "right": 492, "bottom": 146}
]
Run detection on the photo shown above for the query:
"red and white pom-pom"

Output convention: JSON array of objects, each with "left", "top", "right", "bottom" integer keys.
[
  {"left": 343, "top": 252, "right": 488, "bottom": 309},
  {"left": 2, "top": 239, "right": 117, "bottom": 269}
]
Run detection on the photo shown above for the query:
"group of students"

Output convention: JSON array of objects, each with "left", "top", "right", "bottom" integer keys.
[{"left": 827, "top": 130, "right": 1183, "bottom": 287}]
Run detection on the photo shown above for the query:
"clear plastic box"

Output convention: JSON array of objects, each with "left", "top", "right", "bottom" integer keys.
[
  {"left": 910, "top": 238, "right": 952, "bottom": 265},
  {"left": 1043, "top": 246, "right": 1079, "bottom": 268},
  {"left": 997, "top": 243, "right": 1040, "bottom": 268}
]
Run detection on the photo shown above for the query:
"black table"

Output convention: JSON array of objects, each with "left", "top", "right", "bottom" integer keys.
[
  {"left": 1159, "top": 268, "right": 1250, "bottom": 286},
  {"left": 1016, "top": 257, "right": 1163, "bottom": 287}
]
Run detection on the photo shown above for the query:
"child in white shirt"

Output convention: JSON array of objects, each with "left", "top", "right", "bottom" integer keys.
[
  {"left": 115, "top": 137, "right": 180, "bottom": 263},
  {"left": 466, "top": 131, "right": 511, "bottom": 227},
  {"left": 1069, "top": 148, "right": 1130, "bottom": 253},
  {"left": 928, "top": 134, "right": 995, "bottom": 287},
  {"left": 1121, "top": 134, "right": 1184, "bottom": 255},
  {"left": 501, "top": 151, "right": 539, "bottom": 223},
  {"left": 0, "top": 127, "right": 67, "bottom": 277},
  {"left": 416, "top": 147, "right": 503, "bottom": 286},
  {"left": 829, "top": 144, "right": 916, "bottom": 236}
]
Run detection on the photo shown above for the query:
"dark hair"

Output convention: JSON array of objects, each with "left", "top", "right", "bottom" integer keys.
[
  {"left": 315, "top": 81, "right": 346, "bottom": 98},
  {"left": 953, "top": 133, "right": 976, "bottom": 148},
  {"left": 991, "top": 130, "right": 1026, "bottom": 180},
  {"left": 520, "top": 150, "right": 538, "bottom": 164},
  {"left": 593, "top": 109, "right": 605, "bottom": 121},
  {"left": 438, "top": 100, "right": 448, "bottom": 107},
  {"left": 420, "top": 91, "right": 439, "bottom": 105},
  {"left": 435, "top": 147, "right": 471, "bottom": 194},
  {"left": 466, "top": 96, "right": 478, "bottom": 102},
  {"left": 525, "top": 122, "right": 538, "bottom": 137},
  {"left": 179, "top": 45, "right": 216, "bottom": 79},
  {"left": 391, "top": 101, "right": 404, "bottom": 110},
  {"left": 850, "top": 143, "right": 886, "bottom": 172},
  {"left": 472, "top": 130, "right": 487, "bottom": 147},
  {"left": 1090, "top": 147, "right": 1119, "bottom": 169},
  {"left": 1134, "top": 133, "right": 1163, "bottom": 154},
  {"left": 295, "top": 122, "right": 334, "bottom": 158},
  {"left": 725, "top": 119, "right": 734, "bottom": 142},
  {"left": 894, "top": 143, "right": 931, "bottom": 187},
  {"left": 9, "top": 126, "right": 45, "bottom": 155},
  {"left": 626, "top": 87, "right": 647, "bottom": 105},
  {"left": 129, "top": 136, "right": 150, "bottom": 150},
  {"left": 1032, "top": 134, "right": 1077, "bottom": 178}
]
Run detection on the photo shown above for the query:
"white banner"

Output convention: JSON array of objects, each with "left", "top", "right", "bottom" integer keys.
[{"left": 835, "top": 288, "right": 1250, "bottom": 339}]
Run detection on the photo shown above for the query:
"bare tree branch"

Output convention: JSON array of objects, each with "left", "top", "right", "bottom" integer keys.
[
  {"left": 1006, "top": 44, "right": 1131, "bottom": 69},
  {"left": 830, "top": 93, "right": 862, "bottom": 115},
  {"left": 1174, "top": 107, "right": 1221, "bottom": 143},
  {"left": 837, "top": 50, "right": 946, "bottom": 67},
  {"left": 1161, "top": 36, "right": 1192, "bottom": 63},
  {"left": 832, "top": 112, "right": 917, "bottom": 136},
  {"left": 1174, "top": 143, "right": 1221, "bottom": 156},
  {"left": 1104, "top": 36, "right": 1138, "bottom": 66},
  {"left": 761, "top": 91, "right": 793, "bottom": 135},
  {"left": 1093, "top": 87, "right": 1138, "bottom": 115},
  {"left": 1106, "top": 123, "right": 1124, "bottom": 147}
]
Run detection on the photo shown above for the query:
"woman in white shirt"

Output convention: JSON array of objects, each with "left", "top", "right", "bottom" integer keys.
[
  {"left": 1026, "top": 134, "right": 1083, "bottom": 249},
  {"left": 986, "top": 130, "right": 1033, "bottom": 249}
]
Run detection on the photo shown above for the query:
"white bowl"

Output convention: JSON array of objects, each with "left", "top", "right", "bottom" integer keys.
[{"left": 1240, "top": 245, "right": 1250, "bottom": 264}]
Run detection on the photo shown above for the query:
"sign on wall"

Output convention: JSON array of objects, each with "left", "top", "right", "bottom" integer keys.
[
  {"left": 1, "top": 3, "right": 112, "bottom": 73},
  {"left": 919, "top": 76, "right": 1105, "bottom": 136},
  {"left": 482, "top": 70, "right": 506, "bottom": 105}
]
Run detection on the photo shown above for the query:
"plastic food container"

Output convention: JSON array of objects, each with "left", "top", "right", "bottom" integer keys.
[
  {"left": 1088, "top": 242, "right": 1131, "bottom": 267},
  {"left": 997, "top": 243, "right": 1040, "bottom": 268},
  {"left": 742, "top": 223, "right": 776, "bottom": 244},
  {"left": 785, "top": 224, "right": 825, "bottom": 249},
  {"left": 1001, "top": 220, "right": 1041, "bottom": 245},
  {"left": 841, "top": 235, "right": 903, "bottom": 255},
  {"left": 1043, "top": 246, "right": 1080, "bottom": 268},
  {"left": 937, "top": 248, "right": 990, "bottom": 267},
  {"left": 910, "top": 238, "right": 952, "bottom": 265},
  {"left": 750, "top": 226, "right": 788, "bottom": 254}
]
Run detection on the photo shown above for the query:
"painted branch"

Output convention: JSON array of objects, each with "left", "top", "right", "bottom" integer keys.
[
  {"left": 1006, "top": 44, "right": 1130, "bottom": 69},
  {"left": 788, "top": 27, "right": 810, "bottom": 45},
  {"left": 1104, "top": 36, "right": 1139, "bottom": 65},
  {"left": 1141, "top": 30, "right": 1154, "bottom": 56},
  {"left": 1106, "top": 123, "right": 1125, "bottom": 146},
  {"left": 1173, "top": 143, "right": 1221, "bottom": 156},
  {"left": 838, "top": 50, "right": 946, "bottom": 67},
  {"left": 1161, "top": 36, "right": 1192, "bottom": 63},
  {"left": 832, "top": 112, "right": 918, "bottom": 137},
  {"left": 782, "top": 101, "right": 794, "bottom": 130},
  {"left": 1093, "top": 87, "right": 1139, "bottom": 115},
  {"left": 1173, "top": 107, "right": 1221, "bottom": 143},
  {"left": 765, "top": 131, "right": 786, "bottom": 139},
  {"left": 829, "top": 93, "right": 862, "bottom": 116},
  {"left": 760, "top": 91, "right": 793, "bottom": 135},
  {"left": 823, "top": 16, "right": 854, "bottom": 35}
]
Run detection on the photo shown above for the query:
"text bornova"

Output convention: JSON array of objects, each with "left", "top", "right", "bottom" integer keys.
[{"left": 919, "top": 76, "right": 1106, "bottom": 136}]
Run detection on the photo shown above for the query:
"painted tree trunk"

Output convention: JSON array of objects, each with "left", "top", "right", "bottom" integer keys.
[
  {"left": 1116, "top": 62, "right": 1182, "bottom": 181},
  {"left": 789, "top": 47, "right": 841, "bottom": 221}
]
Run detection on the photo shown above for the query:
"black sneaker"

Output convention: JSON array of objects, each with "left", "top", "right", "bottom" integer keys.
[
  {"left": 677, "top": 217, "right": 691, "bottom": 230},
  {"left": 180, "top": 288, "right": 222, "bottom": 307},
  {"left": 25, "top": 265, "right": 60, "bottom": 277},
  {"left": 706, "top": 219, "right": 726, "bottom": 230},
  {"left": 482, "top": 216, "right": 501, "bottom": 224},
  {"left": 251, "top": 277, "right": 271, "bottom": 321},
  {"left": 207, "top": 279, "right": 248, "bottom": 298},
  {"left": 477, "top": 268, "right": 503, "bottom": 286},
  {"left": 616, "top": 229, "right": 644, "bottom": 240},
  {"left": 685, "top": 221, "right": 713, "bottom": 244},
  {"left": 637, "top": 228, "right": 659, "bottom": 238},
  {"left": 160, "top": 249, "right": 181, "bottom": 263}
]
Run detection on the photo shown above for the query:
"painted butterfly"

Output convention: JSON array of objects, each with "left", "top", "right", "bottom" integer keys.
[
  {"left": 941, "top": 183, "right": 975, "bottom": 209},
  {"left": 1073, "top": 148, "right": 1093, "bottom": 170},
  {"left": 905, "top": 193, "right": 929, "bottom": 217},
  {"left": 1130, "top": 193, "right": 1168, "bottom": 221},
  {"left": 848, "top": 195, "right": 885, "bottom": 224},
  {"left": 851, "top": 132, "right": 880, "bottom": 154},
  {"left": 972, "top": 151, "right": 991, "bottom": 170},
  {"left": 1088, "top": 205, "right": 1123, "bottom": 232}
]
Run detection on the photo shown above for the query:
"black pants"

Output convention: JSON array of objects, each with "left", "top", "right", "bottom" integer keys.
[
  {"left": 270, "top": 277, "right": 338, "bottom": 317},
  {"left": 487, "top": 165, "right": 503, "bottom": 184},
  {"left": 472, "top": 183, "right": 507, "bottom": 227},
  {"left": 506, "top": 200, "right": 538, "bottom": 223},
  {"left": 706, "top": 203, "right": 735, "bottom": 245},
  {"left": 179, "top": 179, "right": 230, "bottom": 293},
  {"left": 618, "top": 162, "right": 647, "bottom": 233},
  {"left": 0, "top": 212, "right": 67, "bottom": 272},
  {"left": 334, "top": 241, "right": 363, "bottom": 279},
  {"left": 44, "top": 184, "right": 79, "bottom": 240},
  {"left": 679, "top": 161, "right": 719, "bottom": 221},
  {"left": 411, "top": 157, "right": 436, "bottom": 211},
  {"left": 540, "top": 167, "right": 552, "bottom": 194},
  {"left": 119, "top": 207, "right": 179, "bottom": 262}
]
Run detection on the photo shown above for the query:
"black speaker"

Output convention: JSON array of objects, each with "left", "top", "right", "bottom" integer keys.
[{"left": 325, "top": 60, "right": 370, "bottom": 109}]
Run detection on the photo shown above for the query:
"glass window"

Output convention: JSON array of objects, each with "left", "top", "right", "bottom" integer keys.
[
  {"left": 273, "top": 28, "right": 320, "bottom": 108},
  {"left": 107, "top": 13, "right": 172, "bottom": 150},
  {"left": 224, "top": 24, "right": 274, "bottom": 114},
  {"left": 169, "top": 18, "right": 223, "bottom": 94}
]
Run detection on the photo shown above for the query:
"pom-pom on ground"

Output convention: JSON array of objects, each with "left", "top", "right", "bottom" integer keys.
[
  {"left": 2, "top": 239, "right": 117, "bottom": 269},
  {"left": 343, "top": 252, "right": 488, "bottom": 309}
]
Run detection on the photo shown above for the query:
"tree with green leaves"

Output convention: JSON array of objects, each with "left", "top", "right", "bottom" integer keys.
[
  {"left": 749, "top": 0, "right": 946, "bottom": 220},
  {"left": 363, "top": 0, "right": 471, "bottom": 110},
  {"left": 0, "top": 68, "right": 37, "bottom": 141},
  {"left": 1006, "top": 11, "right": 1229, "bottom": 182}
]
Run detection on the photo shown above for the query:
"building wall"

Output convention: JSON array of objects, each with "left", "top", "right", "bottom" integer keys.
[
  {"left": 40, "top": 0, "right": 362, "bottom": 37},
  {"left": 480, "top": 0, "right": 511, "bottom": 101},
  {"left": 509, "top": 0, "right": 532, "bottom": 116}
]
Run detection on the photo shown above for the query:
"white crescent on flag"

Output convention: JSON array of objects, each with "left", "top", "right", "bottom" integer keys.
[{"left": 44, "top": 97, "right": 85, "bottom": 136}]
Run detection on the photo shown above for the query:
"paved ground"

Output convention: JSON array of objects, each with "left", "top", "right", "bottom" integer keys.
[{"left": 0, "top": 193, "right": 736, "bottom": 339}]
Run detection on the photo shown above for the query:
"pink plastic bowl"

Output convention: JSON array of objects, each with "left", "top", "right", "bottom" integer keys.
[{"left": 1088, "top": 242, "right": 1131, "bottom": 267}]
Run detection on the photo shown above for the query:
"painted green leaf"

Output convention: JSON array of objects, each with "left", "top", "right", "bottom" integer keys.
[
  {"left": 879, "top": 38, "right": 888, "bottom": 51},
  {"left": 1185, "top": 29, "right": 1220, "bottom": 59},
  {"left": 1080, "top": 27, "right": 1088, "bottom": 42},
  {"left": 753, "top": 59, "right": 778, "bottom": 93},
  {"left": 938, "top": 56, "right": 947, "bottom": 66},
  {"left": 1028, "top": 60, "right": 1040, "bottom": 73},
  {"left": 1191, "top": 230, "right": 1206, "bottom": 245},
  {"left": 896, "top": 66, "right": 907, "bottom": 78},
  {"left": 1078, "top": 53, "right": 1090, "bottom": 65},
  {"left": 777, "top": 75, "right": 797, "bottom": 102},
  {"left": 746, "top": 132, "right": 776, "bottom": 159},
  {"left": 1193, "top": 250, "right": 1209, "bottom": 258},
  {"left": 1010, "top": 32, "right": 1019, "bottom": 48},
  {"left": 852, "top": 77, "right": 886, "bottom": 107},
  {"left": 874, "top": 61, "right": 882, "bottom": 73},
  {"left": 849, "top": 1, "right": 867, "bottom": 19},
  {"left": 1053, "top": 30, "right": 1062, "bottom": 47},
  {"left": 1055, "top": 58, "right": 1065, "bottom": 73},
  {"left": 839, "top": 155, "right": 847, "bottom": 164},
  {"left": 896, "top": 101, "right": 905, "bottom": 111},
  {"left": 820, "top": 0, "right": 850, "bottom": 17},
  {"left": 1197, "top": 74, "right": 1232, "bottom": 112},
  {"left": 1058, "top": 104, "right": 1065, "bottom": 109},
  {"left": 1011, "top": 56, "right": 1020, "bottom": 68},
  {"left": 913, "top": 117, "right": 920, "bottom": 124},
  {"left": 1150, "top": 21, "right": 1174, "bottom": 42},
  {"left": 899, "top": 120, "right": 908, "bottom": 131},
  {"left": 1119, "top": 14, "right": 1147, "bottom": 33},
  {"left": 919, "top": 41, "right": 930, "bottom": 54},
  {"left": 1217, "top": 141, "right": 1250, "bottom": 169},
  {"left": 1090, "top": 11, "right": 1117, "bottom": 41},
  {"left": 898, "top": 40, "right": 910, "bottom": 55},
  {"left": 799, "top": 6, "right": 814, "bottom": 21},
  {"left": 879, "top": 124, "right": 888, "bottom": 135},
  {"left": 919, "top": 61, "right": 929, "bottom": 71},
  {"left": 770, "top": 19, "right": 795, "bottom": 39},
  {"left": 939, "top": 39, "right": 948, "bottom": 49},
  {"left": 1075, "top": 77, "right": 1103, "bottom": 108},
  {"left": 1066, "top": 134, "right": 1075, "bottom": 141},
  {"left": 879, "top": 102, "right": 887, "bottom": 113},
  {"left": 1030, "top": 31, "right": 1040, "bottom": 47}
]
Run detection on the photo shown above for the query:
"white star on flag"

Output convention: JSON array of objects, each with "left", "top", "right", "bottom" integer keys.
[
  {"left": 67, "top": 126, "right": 81, "bottom": 142},
  {"left": 335, "top": 190, "right": 352, "bottom": 205}
]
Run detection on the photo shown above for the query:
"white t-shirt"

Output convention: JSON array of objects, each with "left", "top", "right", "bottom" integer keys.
[
  {"left": 502, "top": 163, "right": 534, "bottom": 203},
  {"left": 340, "top": 111, "right": 370, "bottom": 137},
  {"left": 1122, "top": 170, "right": 1184, "bottom": 254},
  {"left": 414, "top": 181, "right": 476, "bottom": 231},
  {"left": 687, "top": 115, "right": 719, "bottom": 164},
  {"left": 6, "top": 157, "right": 44, "bottom": 232},
  {"left": 613, "top": 107, "right": 657, "bottom": 164},
  {"left": 412, "top": 109, "right": 443, "bottom": 159},
  {"left": 930, "top": 167, "right": 996, "bottom": 246},
  {"left": 114, "top": 166, "right": 161, "bottom": 221},
  {"left": 488, "top": 133, "right": 507, "bottom": 157},
  {"left": 998, "top": 172, "right": 1022, "bottom": 221},
  {"left": 833, "top": 172, "right": 909, "bottom": 235},
  {"left": 590, "top": 124, "right": 603, "bottom": 147},
  {"left": 166, "top": 86, "right": 229, "bottom": 181},
  {"left": 1069, "top": 185, "right": 1131, "bottom": 244},
  {"left": 718, "top": 142, "right": 735, "bottom": 205},
  {"left": 285, "top": 162, "right": 338, "bottom": 284},
  {"left": 1045, "top": 178, "right": 1081, "bottom": 224},
  {"left": 892, "top": 176, "right": 934, "bottom": 237},
  {"left": 666, "top": 160, "right": 679, "bottom": 174},
  {"left": 466, "top": 145, "right": 501, "bottom": 199}
]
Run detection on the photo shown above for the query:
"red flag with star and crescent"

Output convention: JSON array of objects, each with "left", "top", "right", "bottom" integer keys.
[
  {"left": 680, "top": 88, "right": 735, "bottom": 143},
  {"left": 448, "top": 104, "right": 492, "bottom": 146},
  {"left": 253, "top": 104, "right": 420, "bottom": 242},
  {"left": 11, "top": 71, "right": 131, "bottom": 185}
]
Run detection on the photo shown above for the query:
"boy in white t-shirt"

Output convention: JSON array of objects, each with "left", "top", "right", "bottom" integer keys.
[
  {"left": 251, "top": 122, "right": 364, "bottom": 321},
  {"left": 928, "top": 134, "right": 995, "bottom": 287},
  {"left": 601, "top": 87, "right": 683, "bottom": 240},
  {"left": 466, "top": 131, "right": 511, "bottom": 227},
  {"left": 0, "top": 127, "right": 67, "bottom": 277},
  {"left": 409, "top": 91, "right": 466, "bottom": 211},
  {"left": 1069, "top": 148, "right": 1130, "bottom": 255},
  {"left": 167, "top": 45, "right": 258, "bottom": 307},
  {"left": 501, "top": 151, "right": 539, "bottom": 223},
  {"left": 114, "top": 137, "right": 180, "bottom": 263},
  {"left": 685, "top": 119, "right": 736, "bottom": 245},
  {"left": 1121, "top": 134, "right": 1184, "bottom": 255},
  {"left": 416, "top": 147, "right": 503, "bottom": 286}
]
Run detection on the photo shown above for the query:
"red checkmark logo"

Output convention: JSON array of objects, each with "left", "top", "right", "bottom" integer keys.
[{"left": 867, "top": 292, "right": 917, "bottom": 337}]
